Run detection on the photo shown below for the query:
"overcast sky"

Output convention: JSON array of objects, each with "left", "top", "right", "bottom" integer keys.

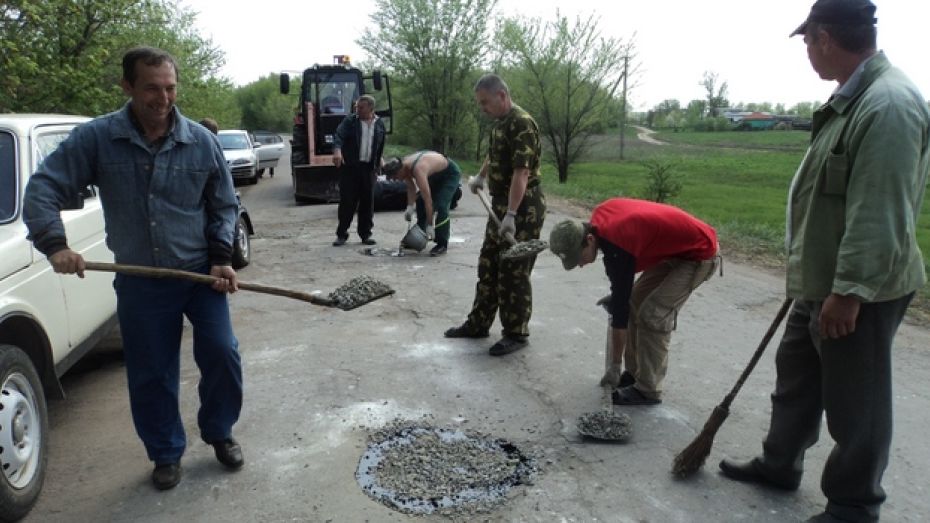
[{"left": 180, "top": 0, "right": 929, "bottom": 112}]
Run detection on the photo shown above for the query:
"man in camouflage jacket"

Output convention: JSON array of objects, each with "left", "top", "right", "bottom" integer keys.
[{"left": 444, "top": 74, "right": 546, "bottom": 356}]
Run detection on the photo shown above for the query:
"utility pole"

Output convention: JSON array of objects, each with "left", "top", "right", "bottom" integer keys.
[{"left": 619, "top": 55, "right": 629, "bottom": 160}]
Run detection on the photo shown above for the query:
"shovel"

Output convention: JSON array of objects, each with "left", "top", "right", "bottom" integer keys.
[
  {"left": 83, "top": 262, "right": 394, "bottom": 311},
  {"left": 474, "top": 187, "right": 548, "bottom": 260}
]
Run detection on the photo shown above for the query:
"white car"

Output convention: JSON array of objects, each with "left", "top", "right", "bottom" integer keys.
[
  {"left": 217, "top": 129, "right": 259, "bottom": 185},
  {"left": 252, "top": 131, "right": 286, "bottom": 178},
  {"left": 0, "top": 114, "right": 117, "bottom": 520}
]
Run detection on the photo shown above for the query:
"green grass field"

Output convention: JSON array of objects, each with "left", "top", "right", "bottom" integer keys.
[{"left": 542, "top": 129, "right": 930, "bottom": 308}]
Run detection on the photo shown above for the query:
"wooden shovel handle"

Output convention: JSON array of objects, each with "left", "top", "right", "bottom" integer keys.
[
  {"left": 83, "top": 261, "right": 338, "bottom": 307},
  {"left": 475, "top": 187, "right": 517, "bottom": 246}
]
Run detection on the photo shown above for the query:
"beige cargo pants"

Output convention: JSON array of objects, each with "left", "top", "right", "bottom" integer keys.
[{"left": 623, "top": 255, "right": 720, "bottom": 399}]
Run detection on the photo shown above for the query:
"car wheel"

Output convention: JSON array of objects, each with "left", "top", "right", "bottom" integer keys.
[
  {"left": 0, "top": 344, "right": 48, "bottom": 522},
  {"left": 232, "top": 216, "right": 251, "bottom": 269}
]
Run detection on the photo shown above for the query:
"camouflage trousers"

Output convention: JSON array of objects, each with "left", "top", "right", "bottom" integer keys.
[{"left": 466, "top": 185, "right": 546, "bottom": 338}]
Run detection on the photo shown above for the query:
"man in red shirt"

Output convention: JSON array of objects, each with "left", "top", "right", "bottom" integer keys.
[{"left": 549, "top": 198, "right": 720, "bottom": 405}]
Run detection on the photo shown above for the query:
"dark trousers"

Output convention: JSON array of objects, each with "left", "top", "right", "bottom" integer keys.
[
  {"left": 115, "top": 269, "right": 243, "bottom": 465},
  {"left": 336, "top": 162, "right": 375, "bottom": 240},
  {"left": 759, "top": 294, "right": 912, "bottom": 522},
  {"left": 415, "top": 167, "right": 461, "bottom": 247},
  {"left": 466, "top": 185, "right": 545, "bottom": 337}
]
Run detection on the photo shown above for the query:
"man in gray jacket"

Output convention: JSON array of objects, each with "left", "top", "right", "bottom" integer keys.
[{"left": 718, "top": 2, "right": 930, "bottom": 521}]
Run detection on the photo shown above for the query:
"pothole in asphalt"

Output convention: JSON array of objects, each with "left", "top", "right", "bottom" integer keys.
[{"left": 356, "top": 419, "right": 537, "bottom": 515}]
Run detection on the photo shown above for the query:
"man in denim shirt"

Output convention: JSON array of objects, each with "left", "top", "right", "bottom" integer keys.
[{"left": 24, "top": 47, "right": 244, "bottom": 491}]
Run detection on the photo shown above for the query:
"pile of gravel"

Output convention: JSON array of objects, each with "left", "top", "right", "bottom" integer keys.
[
  {"left": 576, "top": 410, "right": 633, "bottom": 442},
  {"left": 501, "top": 239, "right": 549, "bottom": 260},
  {"left": 327, "top": 275, "right": 394, "bottom": 310},
  {"left": 357, "top": 419, "right": 537, "bottom": 515}
]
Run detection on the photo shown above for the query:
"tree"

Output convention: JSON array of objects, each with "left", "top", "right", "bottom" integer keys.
[
  {"left": 0, "top": 0, "right": 233, "bottom": 120},
  {"left": 700, "top": 71, "right": 728, "bottom": 118},
  {"left": 495, "top": 12, "right": 635, "bottom": 182},
  {"left": 358, "top": 0, "right": 497, "bottom": 156},
  {"left": 234, "top": 74, "right": 294, "bottom": 131}
]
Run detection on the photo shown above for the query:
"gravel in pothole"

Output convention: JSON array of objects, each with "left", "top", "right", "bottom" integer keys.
[{"left": 356, "top": 419, "right": 537, "bottom": 515}]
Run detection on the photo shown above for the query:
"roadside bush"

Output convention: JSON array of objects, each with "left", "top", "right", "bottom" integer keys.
[{"left": 640, "top": 160, "right": 681, "bottom": 203}]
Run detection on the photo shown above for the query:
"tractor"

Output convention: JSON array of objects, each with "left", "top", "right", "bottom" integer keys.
[{"left": 280, "top": 55, "right": 393, "bottom": 203}]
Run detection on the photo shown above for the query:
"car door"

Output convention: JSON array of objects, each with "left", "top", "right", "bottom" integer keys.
[{"left": 31, "top": 125, "right": 117, "bottom": 354}]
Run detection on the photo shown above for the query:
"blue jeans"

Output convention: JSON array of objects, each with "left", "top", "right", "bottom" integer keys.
[{"left": 115, "top": 269, "right": 243, "bottom": 465}]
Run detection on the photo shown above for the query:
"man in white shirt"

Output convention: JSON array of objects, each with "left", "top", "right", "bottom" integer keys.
[{"left": 332, "top": 95, "right": 386, "bottom": 245}]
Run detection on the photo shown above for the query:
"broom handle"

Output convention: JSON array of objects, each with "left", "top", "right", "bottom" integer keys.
[
  {"left": 475, "top": 188, "right": 517, "bottom": 246},
  {"left": 720, "top": 298, "right": 793, "bottom": 410},
  {"left": 84, "top": 261, "right": 337, "bottom": 307}
]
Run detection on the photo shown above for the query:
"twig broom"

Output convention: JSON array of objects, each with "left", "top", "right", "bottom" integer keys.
[{"left": 671, "top": 298, "right": 793, "bottom": 477}]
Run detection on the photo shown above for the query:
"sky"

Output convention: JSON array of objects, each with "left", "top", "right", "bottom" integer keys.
[{"left": 180, "top": 0, "right": 929, "bottom": 112}]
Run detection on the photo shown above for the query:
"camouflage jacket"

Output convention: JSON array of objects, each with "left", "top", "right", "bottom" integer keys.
[{"left": 487, "top": 104, "right": 541, "bottom": 198}]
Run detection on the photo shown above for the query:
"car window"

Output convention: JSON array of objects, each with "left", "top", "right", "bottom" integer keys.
[
  {"left": 0, "top": 131, "right": 15, "bottom": 222},
  {"left": 35, "top": 130, "right": 71, "bottom": 165},
  {"left": 218, "top": 133, "right": 250, "bottom": 150}
]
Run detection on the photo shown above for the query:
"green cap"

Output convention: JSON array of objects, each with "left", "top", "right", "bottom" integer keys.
[{"left": 549, "top": 220, "right": 584, "bottom": 270}]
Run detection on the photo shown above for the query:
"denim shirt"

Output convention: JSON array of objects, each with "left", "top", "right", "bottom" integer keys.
[{"left": 24, "top": 103, "right": 237, "bottom": 270}]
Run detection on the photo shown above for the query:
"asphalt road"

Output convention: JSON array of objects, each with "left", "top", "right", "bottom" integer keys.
[{"left": 24, "top": 145, "right": 930, "bottom": 522}]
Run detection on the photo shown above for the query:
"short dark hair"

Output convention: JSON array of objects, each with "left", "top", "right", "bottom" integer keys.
[
  {"left": 122, "top": 46, "right": 179, "bottom": 86},
  {"left": 474, "top": 74, "right": 510, "bottom": 95},
  {"left": 807, "top": 21, "right": 877, "bottom": 52}
]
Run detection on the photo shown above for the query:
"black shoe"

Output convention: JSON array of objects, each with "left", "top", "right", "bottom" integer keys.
[
  {"left": 488, "top": 336, "right": 528, "bottom": 356},
  {"left": 211, "top": 438, "right": 244, "bottom": 470},
  {"left": 718, "top": 458, "right": 800, "bottom": 491},
  {"left": 152, "top": 462, "right": 181, "bottom": 490},
  {"left": 430, "top": 244, "right": 448, "bottom": 256},
  {"left": 444, "top": 323, "right": 489, "bottom": 339},
  {"left": 612, "top": 385, "right": 661, "bottom": 405},
  {"left": 361, "top": 237, "right": 377, "bottom": 245},
  {"left": 333, "top": 237, "right": 347, "bottom": 246},
  {"left": 619, "top": 370, "right": 635, "bottom": 388}
]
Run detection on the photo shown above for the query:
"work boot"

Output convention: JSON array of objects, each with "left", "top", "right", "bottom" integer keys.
[
  {"left": 488, "top": 336, "right": 528, "bottom": 356},
  {"left": 430, "top": 244, "right": 448, "bottom": 256},
  {"left": 211, "top": 438, "right": 244, "bottom": 470},
  {"left": 361, "top": 237, "right": 377, "bottom": 245},
  {"left": 611, "top": 385, "right": 661, "bottom": 405},
  {"left": 332, "top": 236, "right": 347, "bottom": 246},
  {"left": 152, "top": 462, "right": 182, "bottom": 490},
  {"left": 444, "top": 322, "right": 489, "bottom": 339},
  {"left": 718, "top": 458, "right": 801, "bottom": 491}
]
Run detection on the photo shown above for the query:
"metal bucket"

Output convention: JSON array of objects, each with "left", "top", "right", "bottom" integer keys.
[{"left": 401, "top": 224, "right": 428, "bottom": 252}]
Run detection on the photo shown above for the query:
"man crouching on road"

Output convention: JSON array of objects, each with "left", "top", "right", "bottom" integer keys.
[
  {"left": 23, "top": 46, "right": 245, "bottom": 490},
  {"left": 548, "top": 198, "right": 719, "bottom": 405}
]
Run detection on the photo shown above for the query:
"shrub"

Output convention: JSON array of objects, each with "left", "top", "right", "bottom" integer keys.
[{"left": 641, "top": 160, "right": 682, "bottom": 203}]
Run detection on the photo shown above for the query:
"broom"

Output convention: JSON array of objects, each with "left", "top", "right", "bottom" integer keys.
[{"left": 671, "top": 298, "right": 793, "bottom": 477}]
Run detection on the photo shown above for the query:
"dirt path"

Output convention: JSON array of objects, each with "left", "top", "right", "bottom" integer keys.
[{"left": 634, "top": 125, "right": 666, "bottom": 145}]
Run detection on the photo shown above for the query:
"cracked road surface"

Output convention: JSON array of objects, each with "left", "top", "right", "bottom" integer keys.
[{"left": 25, "top": 151, "right": 930, "bottom": 522}]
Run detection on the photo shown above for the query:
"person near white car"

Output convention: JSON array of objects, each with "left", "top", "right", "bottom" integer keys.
[{"left": 23, "top": 46, "right": 246, "bottom": 491}]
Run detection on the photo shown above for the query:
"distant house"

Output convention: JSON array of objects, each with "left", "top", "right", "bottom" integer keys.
[{"left": 734, "top": 111, "right": 777, "bottom": 130}]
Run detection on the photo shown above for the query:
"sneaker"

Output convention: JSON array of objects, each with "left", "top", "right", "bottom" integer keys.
[
  {"left": 444, "top": 322, "right": 489, "bottom": 338},
  {"left": 488, "top": 336, "right": 528, "bottom": 356},
  {"left": 430, "top": 244, "right": 448, "bottom": 256},
  {"left": 152, "top": 462, "right": 182, "bottom": 490},
  {"left": 333, "top": 237, "right": 347, "bottom": 246},
  {"left": 361, "top": 237, "right": 377, "bottom": 245},
  {"left": 619, "top": 370, "right": 635, "bottom": 388}
]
